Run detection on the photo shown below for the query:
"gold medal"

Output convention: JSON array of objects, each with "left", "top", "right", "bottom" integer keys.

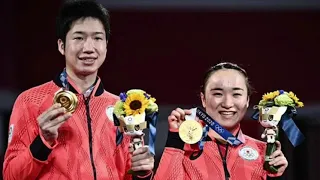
[
  {"left": 179, "top": 120, "right": 203, "bottom": 144},
  {"left": 54, "top": 90, "right": 78, "bottom": 113}
]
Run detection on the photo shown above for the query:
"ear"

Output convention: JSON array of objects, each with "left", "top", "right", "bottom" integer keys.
[
  {"left": 200, "top": 92, "right": 206, "bottom": 108},
  {"left": 57, "top": 39, "right": 65, "bottom": 55},
  {"left": 246, "top": 96, "right": 250, "bottom": 108}
]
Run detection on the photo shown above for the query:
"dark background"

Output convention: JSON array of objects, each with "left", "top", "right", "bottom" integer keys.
[{"left": 1, "top": 0, "right": 319, "bottom": 179}]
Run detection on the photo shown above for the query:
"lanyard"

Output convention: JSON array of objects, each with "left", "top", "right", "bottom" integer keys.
[{"left": 59, "top": 68, "right": 95, "bottom": 98}]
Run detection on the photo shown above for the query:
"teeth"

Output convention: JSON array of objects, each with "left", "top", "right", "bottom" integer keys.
[
  {"left": 80, "top": 58, "right": 96, "bottom": 60},
  {"left": 82, "top": 59, "right": 95, "bottom": 62},
  {"left": 220, "top": 112, "right": 234, "bottom": 115}
]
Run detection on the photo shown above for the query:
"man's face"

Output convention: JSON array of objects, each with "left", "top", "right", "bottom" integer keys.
[{"left": 58, "top": 17, "right": 107, "bottom": 76}]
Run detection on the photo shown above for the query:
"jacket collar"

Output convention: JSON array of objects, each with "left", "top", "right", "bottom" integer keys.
[{"left": 53, "top": 71, "right": 104, "bottom": 97}]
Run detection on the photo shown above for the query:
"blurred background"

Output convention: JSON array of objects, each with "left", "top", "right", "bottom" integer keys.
[{"left": 1, "top": 0, "right": 320, "bottom": 179}]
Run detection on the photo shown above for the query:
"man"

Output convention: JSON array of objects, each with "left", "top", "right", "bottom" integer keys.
[{"left": 2, "top": 0, "right": 154, "bottom": 179}]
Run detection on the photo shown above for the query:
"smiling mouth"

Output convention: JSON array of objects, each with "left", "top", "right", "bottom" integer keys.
[
  {"left": 82, "top": 58, "right": 95, "bottom": 61},
  {"left": 79, "top": 57, "right": 97, "bottom": 60},
  {"left": 78, "top": 58, "right": 97, "bottom": 63},
  {"left": 219, "top": 111, "right": 236, "bottom": 117}
]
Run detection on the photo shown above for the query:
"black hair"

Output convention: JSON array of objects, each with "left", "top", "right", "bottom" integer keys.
[
  {"left": 200, "top": 62, "right": 254, "bottom": 96},
  {"left": 56, "top": 0, "right": 110, "bottom": 43}
]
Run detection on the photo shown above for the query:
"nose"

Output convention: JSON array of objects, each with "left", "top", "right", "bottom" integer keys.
[
  {"left": 83, "top": 38, "right": 95, "bottom": 53},
  {"left": 221, "top": 95, "right": 234, "bottom": 109}
]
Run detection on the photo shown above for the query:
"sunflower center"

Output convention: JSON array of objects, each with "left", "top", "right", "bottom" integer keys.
[{"left": 130, "top": 100, "right": 142, "bottom": 110}]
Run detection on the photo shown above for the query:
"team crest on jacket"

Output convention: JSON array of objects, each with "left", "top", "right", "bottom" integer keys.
[
  {"left": 106, "top": 106, "right": 114, "bottom": 122},
  {"left": 239, "top": 146, "right": 259, "bottom": 161}
]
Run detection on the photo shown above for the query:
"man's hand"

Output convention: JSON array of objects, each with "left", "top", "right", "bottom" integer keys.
[
  {"left": 131, "top": 146, "right": 154, "bottom": 172},
  {"left": 37, "top": 103, "right": 72, "bottom": 145}
]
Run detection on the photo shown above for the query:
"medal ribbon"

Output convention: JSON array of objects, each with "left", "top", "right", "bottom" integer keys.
[
  {"left": 59, "top": 68, "right": 95, "bottom": 98},
  {"left": 196, "top": 107, "right": 242, "bottom": 146},
  {"left": 198, "top": 125, "right": 209, "bottom": 150},
  {"left": 146, "top": 111, "right": 158, "bottom": 155}
]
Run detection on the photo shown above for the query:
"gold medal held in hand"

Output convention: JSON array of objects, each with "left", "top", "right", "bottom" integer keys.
[
  {"left": 179, "top": 120, "right": 203, "bottom": 144},
  {"left": 54, "top": 90, "right": 78, "bottom": 113}
]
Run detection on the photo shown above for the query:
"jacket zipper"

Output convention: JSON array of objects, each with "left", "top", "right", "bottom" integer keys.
[{"left": 84, "top": 96, "right": 97, "bottom": 180}]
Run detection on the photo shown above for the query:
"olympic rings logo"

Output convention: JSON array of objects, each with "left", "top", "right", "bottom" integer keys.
[{"left": 215, "top": 125, "right": 224, "bottom": 133}]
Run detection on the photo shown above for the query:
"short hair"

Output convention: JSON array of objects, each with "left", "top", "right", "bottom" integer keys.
[{"left": 56, "top": 0, "right": 110, "bottom": 43}]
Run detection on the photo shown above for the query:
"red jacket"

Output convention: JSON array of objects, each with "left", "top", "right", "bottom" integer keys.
[
  {"left": 154, "top": 129, "right": 282, "bottom": 180},
  {"left": 3, "top": 74, "right": 152, "bottom": 180}
]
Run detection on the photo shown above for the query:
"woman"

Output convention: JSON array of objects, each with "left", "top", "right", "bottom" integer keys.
[{"left": 154, "top": 62, "right": 288, "bottom": 180}]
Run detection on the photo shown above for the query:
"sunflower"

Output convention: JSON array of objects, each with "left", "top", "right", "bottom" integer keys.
[
  {"left": 123, "top": 92, "right": 150, "bottom": 116},
  {"left": 296, "top": 101, "right": 304, "bottom": 108},
  {"left": 288, "top": 91, "right": 298, "bottom": 101},
  {"left": 287, "top": 91, "right": 304, "bottom": 107},
  {"left": 258, "top": 90, "right": 304, "bottom": 109},
  {"left": 262, "top": 90, "right": 280, "bottom": 101}
]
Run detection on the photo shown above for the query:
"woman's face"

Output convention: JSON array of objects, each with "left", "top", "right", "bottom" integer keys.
[{"left": 201, "top": 69, "right": 249, "bottom": 131}]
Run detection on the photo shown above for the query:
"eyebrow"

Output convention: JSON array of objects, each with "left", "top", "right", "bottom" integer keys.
[
  {"left": 73, "top": 31, "right": 105, "bottom": 35},
  {"left": 210, "top": 87, "right": 244, "bottom": 91}
]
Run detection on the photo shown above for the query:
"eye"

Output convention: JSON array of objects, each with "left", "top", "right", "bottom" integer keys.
[
  {"left": 268, "top": 115, "right": 274, "bottom": 121},
  {"left": 74, "top": 37, "right": 83, "bottom": 40},
  {"left": 212, "top": 93, "right": 222, "bottom": 97},
  {"left": 233, "top": 93, "right": 242, "bottom": 97},
  {"left": 134, "top": 125, "right": 140, "bottom": 131},
  {"left": 95, "top": 37, "right": 103, "bottom": 40}
]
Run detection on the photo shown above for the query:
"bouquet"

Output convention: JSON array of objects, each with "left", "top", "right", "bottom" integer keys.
[
  {"left": 252, "top": 90, "right": 304, "bottom": 173},
  {"left": 108, "top": 89, "right": 158, "bottom": 174}
]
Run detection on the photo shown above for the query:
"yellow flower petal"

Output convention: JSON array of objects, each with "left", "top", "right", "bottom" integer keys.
[
  {"left": 260, "top": 90, "right": 303, "bottom": 109},
  {"left": 297, "top": 101, "right": 304, "bottom": 108},
  {"left": 123, "top": 92, "right": 149, "bottom": 116}
]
